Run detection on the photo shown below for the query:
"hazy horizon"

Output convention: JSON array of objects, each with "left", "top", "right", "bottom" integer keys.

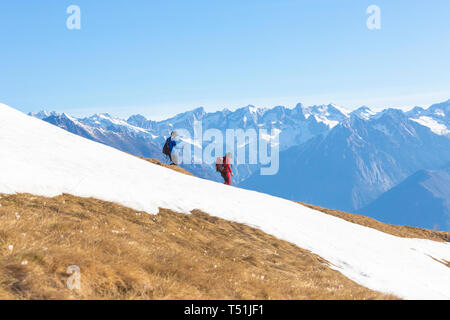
[{"left": 18, "top": 97, "right": 450, "bottom": 121}]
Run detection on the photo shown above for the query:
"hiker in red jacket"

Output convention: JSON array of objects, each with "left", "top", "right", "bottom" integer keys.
[{"left": 221, "top": 153, "right": 233, "bottom": 185}]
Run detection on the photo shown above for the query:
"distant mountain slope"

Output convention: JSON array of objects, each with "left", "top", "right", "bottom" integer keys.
[
  {"left": 43, "top": 113, "right": 164, "bottom": 161},
  {"left": 359, "top": 166, "right": 450, "bottom": 231},
  {"left": 2, "top": 102, "right": 450, "bottom": 299},
  {"left": 240, "top": 108, "right": 450, "bottom": 212}
]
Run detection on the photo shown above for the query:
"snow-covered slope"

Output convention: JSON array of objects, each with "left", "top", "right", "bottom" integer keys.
[{"left": 1, "top": 103, "right": 450, "bottom": 300}]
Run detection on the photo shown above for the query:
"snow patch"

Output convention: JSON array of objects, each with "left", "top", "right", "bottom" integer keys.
[{"left": 410, "top": 116, "right": 450, "bottom": 136}]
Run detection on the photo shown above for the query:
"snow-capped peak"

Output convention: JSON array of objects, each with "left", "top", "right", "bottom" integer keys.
[
  {"left": 128, "top": 114, "right": 148, "bottom": 123},
  {"left": 350, "top": 106, "right": 377, "bottom": 120},
  {"left": 81, "top": 113, "right": 150, "bottom": 134},
  {"left": 246, "top": 105, "right": 259, "bottom": 115},
  {"left": 28, "top": 110, "right": 59, "bottom": 120},
  {"left": 61, "top": 112, "right": 77, "bottom": 122},
  {"left": 328, "top": 103, "right": 351, "bottom": 117},
  {"left": 162, "top": 107, "right": 206, "bottom": 124},
  {"left": 303, "top": 104, "right": 349, "bottom": 128}
]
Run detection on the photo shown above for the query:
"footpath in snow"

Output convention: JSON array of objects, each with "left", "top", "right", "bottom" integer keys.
[{"left": 0, "top": 103, "right": 449, "bottom": 300}]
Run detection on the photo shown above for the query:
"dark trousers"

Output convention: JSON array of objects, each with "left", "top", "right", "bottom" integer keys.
[{"left": 221, "top": 171, "right": 231, "bottom": 185}]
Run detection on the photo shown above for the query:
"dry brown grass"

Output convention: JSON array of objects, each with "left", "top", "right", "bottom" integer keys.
[
  {"left": 429, "top": 257, "right": 450, "bottom": 269},
  {"left": 298, "top": 202, "right": 450, "bottom": 243},
  {"left": 139, "top": 157, "right": 194, "bottom": 176},
  {"left": 0, "top": 193, "right": 397, "bottom": 300}
]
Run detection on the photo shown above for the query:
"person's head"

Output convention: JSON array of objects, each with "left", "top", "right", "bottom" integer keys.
[
  {"left": 171, "top": 131, "right": 178, "bottom": 138},
  {"left": 226, "top": 152, "right": 232, "bottom": 159}
]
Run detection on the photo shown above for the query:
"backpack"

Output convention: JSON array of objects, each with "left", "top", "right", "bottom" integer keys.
[
  {"left": 216, "top": 156, "right": 226, "bottom": 173},
  {"left": 162, "top": 137, "right": 171, "bottom": 156}
]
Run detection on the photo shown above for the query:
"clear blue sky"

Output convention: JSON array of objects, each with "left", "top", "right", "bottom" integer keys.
[{"left": 1, "top": 0, "right": 450, "bottom": 119}]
